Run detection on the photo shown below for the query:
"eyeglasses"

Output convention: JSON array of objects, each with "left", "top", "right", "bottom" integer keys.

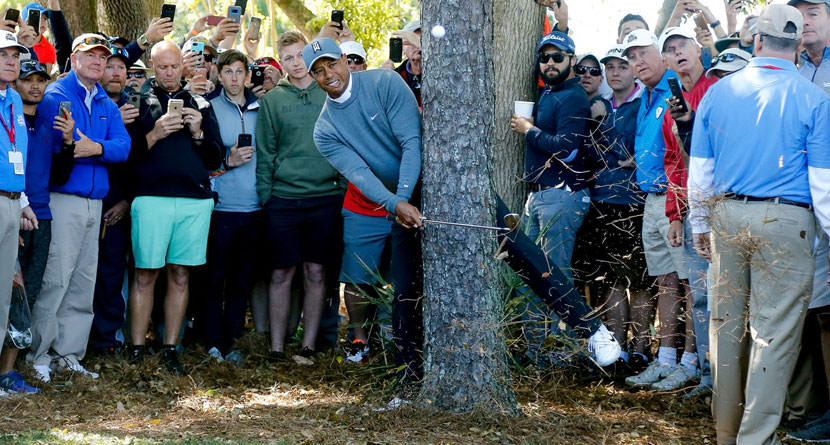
[
  {"left": 109, "top": 46, "right": 129, "bottom": 59},
  {"left": 126, "top": 72, "right": 146, "bottom": 79},
  {"left": 538, "top": 52, "right": 569, "bottom": 64},
  {"left": 74, "top": 36, "right": 108, "bottom": 50},
  {"left": 711, "top": 53, "right": 744, "bottom": 66},
  {"left": 346, "top": 55, "right": 365, "bottom": 65},
  {"left": 574, "top": 65, "right": 602, "bottom": 76}
]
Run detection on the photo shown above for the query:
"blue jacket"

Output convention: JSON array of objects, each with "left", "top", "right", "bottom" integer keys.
[
  {"left": 587, "top": 91, "right": 645, "bottom": 205},
  {"left": 23, "top": 113, "right": 52, "bottom": 220},
  {"left": 524, "top": 77, "right": 590, "bottom": 190},
  {"left": 0, "top": 87, "right": 27, "bottom": 194},
  {"left": 634, "top": 69, "right": 678, "bottom": 193},
  {"left": 37, "top": 70, "right": 131, "bottom": 199}
]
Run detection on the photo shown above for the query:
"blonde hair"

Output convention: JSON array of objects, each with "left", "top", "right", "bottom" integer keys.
[{"left": 277, "top": 31, "right": 308, "bottom": 54}]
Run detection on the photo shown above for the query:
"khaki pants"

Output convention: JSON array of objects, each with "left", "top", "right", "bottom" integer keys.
[
  {"left": 28, "top": 193, "right": 102, "bottom": 366},
  {"left": 0, "top": 196, "right": 21, "bottom": 357},
  {"left": 709, "top": 200, "right": 816, "bottom": 445}
]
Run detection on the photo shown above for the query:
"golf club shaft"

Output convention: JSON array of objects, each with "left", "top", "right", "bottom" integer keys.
[{"left": 422, "top": 219, "right": 510, "bottom": 232}]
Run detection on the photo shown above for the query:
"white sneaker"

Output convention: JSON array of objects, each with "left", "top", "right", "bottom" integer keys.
[
  {"left": 58, "top": 358, "right": 99, "bottom": 379},
  {"left": 651, "top": 365, "right": 698, "bottom": 391},
  {"left": 33, "top": 364, "right": 51, "bottom": 383},
  {"left": 207, "top": 347, "right": 224, "bottom": 362},
  {"left": 625, "top": 361, "right": 674, "bottom": 388},
  {"left": 587, "top": 325, "right": 621, "bottom": 367},
  {"left": 0, "top": 388, "right": 8, "bottom": 398}
]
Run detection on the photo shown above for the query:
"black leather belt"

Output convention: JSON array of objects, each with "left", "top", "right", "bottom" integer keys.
[
  {"left": 0, "top": 191, "right": 21, "bottom": 200},
  {"left": 728, "top": 194, "right": 812, "bottom": 211}
]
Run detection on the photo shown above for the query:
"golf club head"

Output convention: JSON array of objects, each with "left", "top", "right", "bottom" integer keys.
[{"left": 503, "top": 213, "right": 520, "bottom": 231}]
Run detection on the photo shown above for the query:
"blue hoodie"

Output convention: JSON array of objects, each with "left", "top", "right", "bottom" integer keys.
[{"left": 36, "top": 70, "right": 131, "bottom": 199}]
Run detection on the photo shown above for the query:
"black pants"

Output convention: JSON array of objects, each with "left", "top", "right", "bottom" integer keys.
[
  {"left": 18, "top": 220, "right": 52, "bottom": 308},
  {"left": 90, "top": 217, "right": 130, "bottom": 349},
  {"left": 388, "top": 224, "right": 423, "bottom": 380},
  {"left": 200, "top": 210, "right": 263, "bottom": 352}
]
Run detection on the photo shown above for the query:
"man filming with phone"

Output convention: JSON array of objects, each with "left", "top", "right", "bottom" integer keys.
[{"left": 127, "top": 40, "right": 222, "bottom": 375}]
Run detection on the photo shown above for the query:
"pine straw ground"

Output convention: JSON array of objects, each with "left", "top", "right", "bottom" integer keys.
[{"left": 0, "top": 333, "right": 720, "bottom": 445}]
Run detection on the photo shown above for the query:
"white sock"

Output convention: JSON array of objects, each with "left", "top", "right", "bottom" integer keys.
[
  {"left": 657, "top": 346, "right": 677, "bottom": 366},
  {"left": 680, "top": 351, "right": 698, "bottom": 372}
]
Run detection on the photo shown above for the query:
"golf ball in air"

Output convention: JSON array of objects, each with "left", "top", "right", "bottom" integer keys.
[{"left": 431, "top": 25, "right": 445, "bottom": 39}]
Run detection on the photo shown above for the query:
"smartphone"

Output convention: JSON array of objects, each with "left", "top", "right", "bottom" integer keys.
[
  {"left": 693, "top": 13, "right": 707, "bottom": 29},
  {"left": 27, "top": 9, "right": 40, "bottom": 36},
  {"left": 190, "top": 41, "right": 205, "bottom": 66},
  {"left": 167, "top": 99, "right": 183, "bottom": 118},
  {"left": 128, "top": 92, "right": 141, "bottom": 108},
  {"left": 249, "top": 16, "right": 262, "bottom": 39},
  {"left": 331, "top": 10, "right": 344, "bottom": 29},
  {"left": 251, "top": 65, "right": 265, "bottom": 87},
  {"left": 58, "top": 101, "right": 71, "bottom": 119},
  {"left": 4, "top": 9, "right": 19, "bottom": 27},
  {"left": 667, "top": 78, "right": 689, "bottom": 114},
  {"left": 206, "top": 15, "right": 224, "bottom": 26},
  {"left": 160, "top": 3, "right": 176, "bottom": 20},
  {"left": 228, "top": 6, "right": 242, "bottom": 24},
  {"left": 235, "top": 0, "right": 248, "bottom": 13},
  {"left": 389, "top": 37, "right": 403, "bottom": 63},
  {"left": 237, "top": 133, "right": 252, "bottom": 147}
]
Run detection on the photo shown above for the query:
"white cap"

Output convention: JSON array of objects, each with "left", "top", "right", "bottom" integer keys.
[
  {"left": 706, "top": 48, "right": 752, "bottom": 77},
  {"left": 600, "top": 44, "right": 627, "bottom": 64},
  {"left": 658, "top": 26, "right": 699, "bottom": 52},
  {"left": 621, "top": 29, "right": 659, "bottom": 56},
  {"left": 72, "top": 33, "right": 109, "bottom": 53},
  {"left": 0, "top": 30, "right": 29, "bottom": 54},
  {"left": 340, "top": 41, "right": 367, "bottom": 59}
]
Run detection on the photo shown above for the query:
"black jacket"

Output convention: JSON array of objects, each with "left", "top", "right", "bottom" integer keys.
[{"left": 132, "top": 81, "right": 222, "bottom": 199}]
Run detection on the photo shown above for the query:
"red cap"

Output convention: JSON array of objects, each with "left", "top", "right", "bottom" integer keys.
[{"left": 255, "top": 57, "right": 282, "bottom": 71}]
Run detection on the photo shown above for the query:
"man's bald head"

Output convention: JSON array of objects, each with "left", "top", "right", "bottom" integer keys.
[{"left": 150, "top": 41, "right": 184, "bottom": 92}]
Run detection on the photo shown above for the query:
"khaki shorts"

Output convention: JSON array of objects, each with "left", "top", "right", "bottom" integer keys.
[{"left": 641, "top": 192, "right": 687, "bottom": 279}]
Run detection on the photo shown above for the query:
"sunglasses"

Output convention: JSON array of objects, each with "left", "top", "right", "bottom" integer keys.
[
  {"left": 75, "top": 36, "right": 108, "bottom": 49},
  {"left": 574, "top": 65, "right": 602, "bottom": 76},
  {"left": 109, "top": 46, "right": 129, "bottom": 59},
  {"left": 711, "top": 53, "right": 744, "bottom": 66},
  {"left": 126, "top": 72, "right": 146, "bottom": 79},
  {"left": 538, "top": 52, "right": 569, "bottom": 64},
  {"left": 19, "top": 60, "right": 46, "bottom": 75},
  {"left": 346, "top": 55, "right": 365, "bottom": 65}
]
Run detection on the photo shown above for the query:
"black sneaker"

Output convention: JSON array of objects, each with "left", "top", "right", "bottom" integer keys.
[
  {"left": 267, "top": 351, "right": 286, "bottom": 363},
  {"left": 161, "top": 346, "right": 186, "bottom": 376},
  {"left": 129, "top": 345, "right": 147, "bottom": 364},
  {"left": 628, "top": 353, "right": 649, "bottom": 375},
  {"left": 786, "top": 410, "right": 830, "bottom": 442},
  {"left": 299, "top": 347, "right": 316, "bottom": 358}
]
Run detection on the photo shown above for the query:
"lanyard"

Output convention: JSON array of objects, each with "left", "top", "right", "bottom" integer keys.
[
  {"left": 611, "top": 84, "right": 640, "bottom": 111},
  {"left": 0, "top": 104, "right": 15, "bottom": 150}
]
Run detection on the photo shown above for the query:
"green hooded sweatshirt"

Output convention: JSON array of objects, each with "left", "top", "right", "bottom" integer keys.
[{"left": 255, "top": 78, "right": 344, "bottom": 203}]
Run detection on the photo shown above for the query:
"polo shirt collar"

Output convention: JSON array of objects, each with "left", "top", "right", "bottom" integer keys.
[
  {"left": 331, "top": 73, "right": 353, "bottom": 103},
  {"left": 749, "top": 57, "right": 798, "bottom": 72}
]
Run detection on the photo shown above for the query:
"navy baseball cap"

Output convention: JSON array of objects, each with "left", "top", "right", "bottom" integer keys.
[
  {"left": 537, "top": 31, "right": 575, "bottom": 54},
  {"left": 302, "top": 38, "right": 343, "bottom": 71},
  {"left": 18, "top": 59, "right": 49, "bottom": 80}
]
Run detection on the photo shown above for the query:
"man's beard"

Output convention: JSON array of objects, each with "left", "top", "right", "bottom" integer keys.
[{"left": 541, "top": 64, "right": 571, "bottom": 86}]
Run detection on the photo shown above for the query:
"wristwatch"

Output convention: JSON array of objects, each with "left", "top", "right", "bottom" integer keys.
[{"left": 138, "top": 34, "right": 151, "bottom": 49}]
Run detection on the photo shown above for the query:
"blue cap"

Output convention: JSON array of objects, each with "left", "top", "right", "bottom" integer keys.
[
  {"left": 302, "top": 38, "right": 343, "bottom": 71},
  {"left": 22, "top": 3, "right": 47, "bottom": 21},
  {"left": 537, "top": 31, "right": 575, "bottom": 54}
]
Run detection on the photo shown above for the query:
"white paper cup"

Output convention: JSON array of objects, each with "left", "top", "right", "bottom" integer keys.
[{"left": 514, "top": 101, "right": 534, "bottom": 119}]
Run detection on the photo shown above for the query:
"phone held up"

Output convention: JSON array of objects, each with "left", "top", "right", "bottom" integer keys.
[
  {"left": 27, "top": 9, "right": 41, "bottom": 36},
  {"left": 249, "top": 16, "right": 262, "bottom": 40},
  {"left": 228, "top": 6, "right": 242, "bottom": 24},
  {"left": 160, "top": 3, "right": 176, "bottom": 20},
  {"left": 4, "top": 9, "right": 19, "bottom": 28},
  {"left": 167, "top": 99, "right": 184, "bottom": 119},
  {"left": 237, "top": 134, "right": 252, "bottom": 148},
  {"left": 331, "top": 10, "right": 344, "bottom": 30},
  {"left": 389, "top": 37, "right": 403, "bottom": 63},
  {"left": 251, "top": 65, "right": 265, "bottom": 88},
  {"left": 58, "top": 101, "right": 71, "bottom": 119},
  {"left": 666, "top": 77, "right": 689, "bottom": 114}
]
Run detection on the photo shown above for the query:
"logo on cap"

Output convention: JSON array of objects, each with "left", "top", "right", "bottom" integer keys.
[
  {"left": 312, "top": 41, "right": 321, "bottom": 53},
  {"left": 627, "top": 33, "right": 637, "bottom": 43},
  {"left": 5, "top": 33, "right": 15, "bottom": 42}
]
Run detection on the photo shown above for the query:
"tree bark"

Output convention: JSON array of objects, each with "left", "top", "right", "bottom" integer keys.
[
  {"left": 61, "top": 0, "right": 97, "bottom": 36},
  {"left": 274, "top": 0, "right": 315, "bottom": 38},
  {"left": 99, "top": 0, "right": 150, "bottom": 41},
  {"left": 655, "top": 0, "right": 679, "bottom": 37},
  {"left": 419, "top": 0, "right": 517, "bottom": 414},
  {"left": 492, "top": 0, "right": 544, "bottom": 211}
]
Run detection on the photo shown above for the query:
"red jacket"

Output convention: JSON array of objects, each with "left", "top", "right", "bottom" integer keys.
[{"left": 663, "top": 74, "right": 718, "bottom": 222}]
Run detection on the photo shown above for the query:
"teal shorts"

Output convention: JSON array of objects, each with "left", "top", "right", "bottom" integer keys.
[{"left": 131, "top": 196, "right": 214, "bottom": 269}]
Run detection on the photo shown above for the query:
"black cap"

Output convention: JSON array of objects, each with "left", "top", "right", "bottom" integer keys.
[{"left": 19, "top": 59, "right": 49, "bottom": 80}]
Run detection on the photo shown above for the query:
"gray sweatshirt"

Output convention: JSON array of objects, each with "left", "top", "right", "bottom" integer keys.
[{"left": 313, "top": 69, "right": 422, "bottom": 213}]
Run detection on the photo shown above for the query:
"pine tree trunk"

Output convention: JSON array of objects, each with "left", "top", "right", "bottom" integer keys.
[
  {"left": 274, "top": 0, "right": 315, "bottom": 38},
  {"left": 418, "top": 0, "right": 517, "bottom": 414},
  {"left": 99, "top": 0, "right": 150, "bottom": 41},
  {"left": 61, "top": 0, "right": 97, "bottom": 36},
  {"left": 655, "top": 0, "right": 679, "bottom": 36},
  {"left": 492, "top": 0, "right": 544, "bottom": 211}
]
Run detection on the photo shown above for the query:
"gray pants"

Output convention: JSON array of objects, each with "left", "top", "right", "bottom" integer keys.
[
  {"left": 709, "top": 199, "right": 816, "bottom": 445},
  {"left": 28, "top": 193, "right": 102, "bottom": 366},
  {"left": 0, "top": 196, "right": 21, "bottom": 357}
]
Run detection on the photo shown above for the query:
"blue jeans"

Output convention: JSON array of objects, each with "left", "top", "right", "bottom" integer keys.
[
  {"left": 520, "top": 187, "right": 591, "bottom": 358},
  {"left": 684, "top": 219, "right": 710, "bottom": 383}
]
